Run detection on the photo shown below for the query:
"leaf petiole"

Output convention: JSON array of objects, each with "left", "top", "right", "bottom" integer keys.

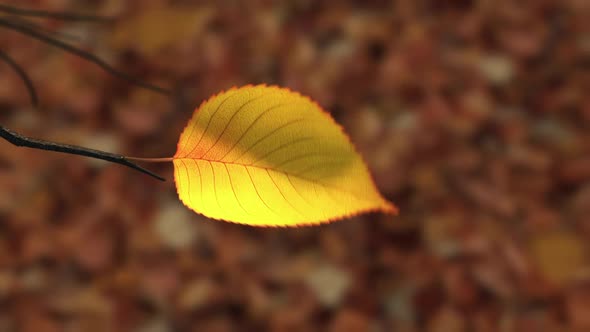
[{"left": 125, "top": 157, "right": 174, "bottom": 163}]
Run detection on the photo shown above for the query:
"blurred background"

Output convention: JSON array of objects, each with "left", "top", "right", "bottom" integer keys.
[{"left": 0, "top": 0, "right": 589, "bottom": 331}]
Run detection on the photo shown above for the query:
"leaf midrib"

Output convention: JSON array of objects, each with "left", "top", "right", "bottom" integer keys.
[{"left": 174, "top": 157, "right": 378, "bottom": 206}]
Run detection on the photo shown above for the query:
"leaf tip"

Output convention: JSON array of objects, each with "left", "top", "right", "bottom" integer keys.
[{"left": 381, "top": 201, "right": 399, "bottom": 215}]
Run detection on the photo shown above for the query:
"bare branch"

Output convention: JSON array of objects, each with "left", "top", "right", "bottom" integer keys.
[
  {"left": 0, "top": 49, "right": 38, "bottom": 107},
  {"left": 0, "top": 17, "right": 173, "bottom": 96},
  {"left": 0, "top": 4, "right": 113, "bottom": 22},
  {"left": 6, "top": 15, "right": 85, "bottom": 43},
  {"left": 0, "top": 126, "right": 165, "bottom": 181}
]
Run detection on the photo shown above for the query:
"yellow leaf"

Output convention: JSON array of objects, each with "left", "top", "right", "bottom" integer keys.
[
  {"left": 528, "top": 230, "right": 587, "bottom": 285},
  {"left": 109, "top": 6, "right": 213, "bottom": 56},
  {"left": 173, "top": 85, "right": 396, "bottom": 226}
]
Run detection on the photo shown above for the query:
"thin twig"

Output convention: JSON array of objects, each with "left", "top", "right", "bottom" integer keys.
[
  {"left": 0, "top": 49, "right": 38, "bottom": 107},
  {"left": 6, "top": 15, "right": 85, "bottom": 43},
  {"left": 126, "top": 157, "right": 174, "bottom": 162},
  {"left": 0, "top": 17, "right": 173, "bottom": 96},
  {"left": 0, "top": 4, "right": 113, "bottom": 22},
  {"left": 0, "top": 126, "right": 165, "bottom": 181}
]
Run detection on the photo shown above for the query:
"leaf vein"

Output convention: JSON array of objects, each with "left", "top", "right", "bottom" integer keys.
[
  {"left": 183, "top": 90, "right": 237, "bottom": 158},
  {"left": 267, "top": 152, "right": 341, "bottom": 170},
  {"left": 200, "top": 92, "right": 269, "bottom": 159},
  {"left": 224, "top": 163, "right": 250, "bottom": 215},
  {"left": 286, "top": 174, "right": 315, "bottom": 210},
  {"left": 293, "top": 161, "right": 349, "bottom": 177},
  {"left": 266, "top": 169, "right": 306, "bottom": 219},
  {"left": 180, "top": 159, "right": 193, "bottom": 208},
  {"left": 247, "top": 136, "right": 318, "bottom": 167},
  {"left": 232, "top": 118, "right": 307, "bottom": 163},
  {"left": 194, "top": 159, "right": 203, "bottom": 209},
  {"left": 245, "top": 165, "right": 279, "bottom": 217},
  {"left": 219, "top": 103, "right": 301, "bottom": 162},
  {"left": 206, "top": 160, "right": 222, "bottom": 210}
]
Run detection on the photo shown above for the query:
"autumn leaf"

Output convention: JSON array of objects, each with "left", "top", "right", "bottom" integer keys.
[
  {"left": 171, "top": 85, "right": 396, "bottom": 227},
  {"left": 109, "top": 6, "right": 213, "bottom": 56},
  {"left": 528, "top": 230, "right": 587, "bottom": 285}
]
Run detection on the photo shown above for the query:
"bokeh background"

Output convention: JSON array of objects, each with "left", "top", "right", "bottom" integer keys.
[{"left": 0, "top": 0, "right": 589, "bottom": 331}]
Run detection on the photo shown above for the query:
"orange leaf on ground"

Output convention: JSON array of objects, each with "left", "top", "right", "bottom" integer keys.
[
  {"left": 173, "top": 85, "right": 396, "bottom": 226},
  {"left": 109, "top": 6, "right": 213, "bottom": 56}
]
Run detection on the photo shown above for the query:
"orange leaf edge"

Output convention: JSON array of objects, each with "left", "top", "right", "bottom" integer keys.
[{"left": 174, "top": 84, "right": 398, "bottom": 227}]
